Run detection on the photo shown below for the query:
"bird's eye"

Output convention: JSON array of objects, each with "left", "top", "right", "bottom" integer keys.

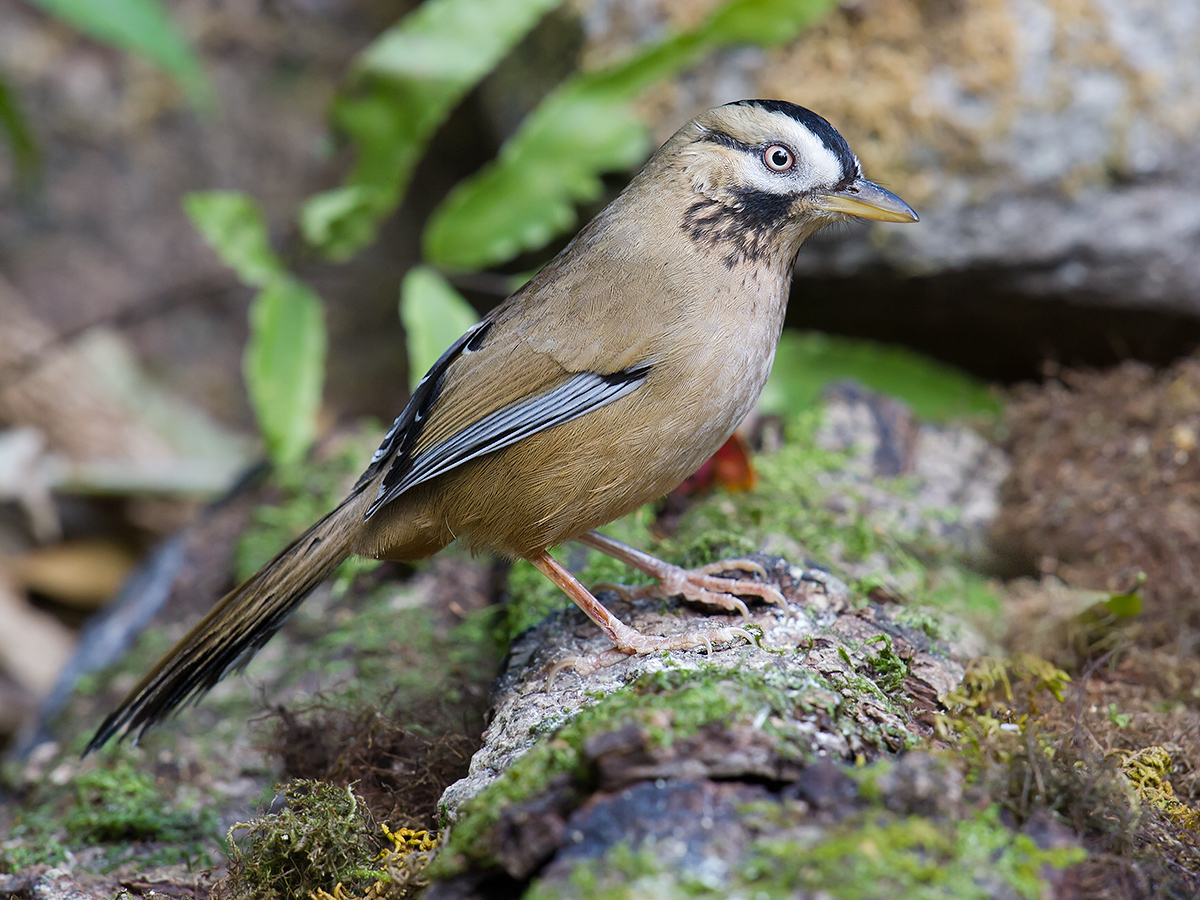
[{"left": 764, "top": 145, "right": 794, "bottom": 172}]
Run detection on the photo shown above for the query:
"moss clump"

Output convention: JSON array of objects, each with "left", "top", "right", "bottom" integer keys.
[
  {"left": 222, "top": 780, "right": 381, "bottom": 900},
  {"left": 860, "top": 634, "right": 911, "bottom": 698},
  {"left": 223, "top": 781, "right": 442, "bottom": 900},
  {"left": 1118, "top": 746, "right": 1200, "bottom": 832},
  {"left": 938, "top": 653, "right": 1071, "bottom": 734},
  {"left": 436, "top": 664, "right": 843, "bottom": 876},
  {"left": 310, "top": 826, "right": 440, "bottom": 900},
  {"left": 64, "top": 762, "right": 215, "bottom": 845}
]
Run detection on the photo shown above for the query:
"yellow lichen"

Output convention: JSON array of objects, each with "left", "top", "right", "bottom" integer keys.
[
  {"left": 1116, "top": 746, "right": 1200, "bottom": 832},
  {"left": 310, "top": 826, "right": 441, "bottom": 900}
]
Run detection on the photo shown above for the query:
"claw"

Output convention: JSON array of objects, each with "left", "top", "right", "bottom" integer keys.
[{"left": 696, "top": 558, "right": 769, "bottom": 580}]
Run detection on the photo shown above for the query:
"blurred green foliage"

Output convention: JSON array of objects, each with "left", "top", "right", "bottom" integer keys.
[
  {"left": 0, "top": 76, "right": 38, "bottom": 187},
  {"left": 399, "top": 266, "right": 480, "bottom": 391},
  {"left": 23, "top": 0, "right": 211, "bottom": 107},
  {"left": 2, "top": 0, "right": 210, "bottom": 185},
  {"left": 184, "top": 192, "right": 326, "bottom": 465},
  {"left": 301, "top": 0, "right": 566, "bottom": 262},
  {"left": 424, "top": 0, "right": 836, "bottom": 270},
  {"left": 761, "top": 331, "right": 1002, "bottom": 423}
]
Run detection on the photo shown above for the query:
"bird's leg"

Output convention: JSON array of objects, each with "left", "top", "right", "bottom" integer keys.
[
  {"left": 578, "top": 530, "right": 787, "bottom": 614},
  {"left": 528, "top": 550, "right": 751, "bottom": 662}
]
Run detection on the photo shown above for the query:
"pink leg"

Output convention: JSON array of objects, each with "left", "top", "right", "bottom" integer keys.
[
  {"left": 528, "top": 551, "right": 751, "bottom": 663},
  {"left": 577, "top": 530, "right": 787, "bottom": 615}
]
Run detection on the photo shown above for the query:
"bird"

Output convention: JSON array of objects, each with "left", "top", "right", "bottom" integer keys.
[{"left": 86, "top": 99, "right": 917, "bottom": 752}]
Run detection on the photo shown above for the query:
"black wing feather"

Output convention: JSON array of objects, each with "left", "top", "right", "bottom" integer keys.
[
  {"left": 354, "top": 319, "right": 494, "bottom": 494},
  {"left": 365, "top": 362, "right": 651, "bottom": 519}
]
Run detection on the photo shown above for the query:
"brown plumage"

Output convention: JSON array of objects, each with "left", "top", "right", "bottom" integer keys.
[{"left": 86, "top": 99, "right": 917, "bottom": 752}]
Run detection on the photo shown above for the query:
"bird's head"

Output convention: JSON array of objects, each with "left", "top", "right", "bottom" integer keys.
[{"left": 658, "top": 99, "right": 918, "bottom": 269}]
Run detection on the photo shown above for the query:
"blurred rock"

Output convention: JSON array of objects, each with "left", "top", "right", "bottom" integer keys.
[
  {"left": 626, "top": 0, "right": 1200, "bottom": 318},
  {"left": 816, "top": 382, "right": 1009, "bottom": 567},
  {"left": 0, "top": 567, "right": 75, "bottom": 697},
  {"left": 10, "top": 539, "right": 138, "bottom": 611}
]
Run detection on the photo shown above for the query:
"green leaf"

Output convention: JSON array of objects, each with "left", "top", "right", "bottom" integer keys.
[
  {"left": 423, "top": 0, "right": 837, "bottom": 271},
  {"left": 185, "top": 190, "right": 327, "bottom": 463},
  {"left": 298, "top": 185, "right": 387, "bottom": 264},
  {"left": 0, "top": 75, "right": 39, "bottom": 186},
  {"left": 301, "top": 0, "right": 565, "bottom": 260},
  {"left": 183, "top": 191, "right": 284, "bottom": 288},
  {"left": 244, "top": 278, "right": 327, "bottom": 465},
  {"left": 1104, "top": 571, "right": 1145, "bottom": 617},
  {"left": 25, "top": 0, "right": 213, "bottom": 110},
  {"left": 761, "top": 330, "right": 1002, "bottom": 423},
  {"left": 399, "top": 266, "right": 480, "bottom": 390},
  {"left": 1104, "top": 592, "right": 1142, "bottom": 618}
]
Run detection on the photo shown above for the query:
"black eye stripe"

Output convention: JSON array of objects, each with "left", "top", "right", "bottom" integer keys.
[{"left": 724, "top": 99, "right": 860, "bottom": 184}]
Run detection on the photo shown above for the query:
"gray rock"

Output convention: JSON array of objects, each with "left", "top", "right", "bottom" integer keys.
[{"left": 628, "top": 0, "right": 1200, "bottom": 316}]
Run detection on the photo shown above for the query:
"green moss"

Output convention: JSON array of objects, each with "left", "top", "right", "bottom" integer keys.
[
  {"left": 525, "top": 842, "right": 690, "bottom": 900},
  {"left": 742, "top": 805, "right": 1084, "bottom": 900},
  {"left": 861, "top": 634, "right": 911, "bottom": 698},
  {"left": 63, "top": 763, "right": 215, "bottom": 844},
  {"left": 528, "top": 805, "right": 1082, "bottom": 899},
  {"left": 223, "top": 780, "right": 383, "bottom": 900},
  {"left": 436, "top": 665, "right": 844, "bottom": 876},
  {"left": 0, "top": 760, "right": 218, "bottom": 873},
  {"left": 285, "top": 583, "right": 500, "bottom": 719}
]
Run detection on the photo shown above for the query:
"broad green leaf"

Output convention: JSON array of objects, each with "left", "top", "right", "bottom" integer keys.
[
  {"left": 423, "top": 0, "right": 837, "bottom": 270},
  {"left": 0, "top": 75, "right": 39, "bottom": 185},
  {"left": 298, "top": 184, "right": 386, "bottom": 263},
  {"left": 399, "top": 266, "right": 479, "bottom": 390},
  {"left": 301, "top": 0, "right": 565, "bottom": 260},
  {"left": 761, "top": 330, "right": 1002, "bottom": 423},
  {"left": 1104, "top": 592, "right": 1142, "bottom": 618},
  {"left": 185, "top": 190, "right": 327, "bottom": 463},
  {"left": 26, "top": 0, "right": 212, "bottom": 110},
  {"left": 1104, "top": 571, "right": 1145, "bottom": 617},
  {"left": 184, "top": 191, "right": 283, "bottom": 288},
  {"left": 244, "top": 278, "right": 327, "bottom": 465}
]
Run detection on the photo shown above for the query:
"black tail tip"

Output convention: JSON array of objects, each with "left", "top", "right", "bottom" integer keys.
[{"left": 81, "top": 714, "right": 128, "bottom": 757}]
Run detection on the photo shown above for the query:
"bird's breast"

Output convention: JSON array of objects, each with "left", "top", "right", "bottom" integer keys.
[{"left": 391, "top": 254, "right": 794, "bottom": 559}]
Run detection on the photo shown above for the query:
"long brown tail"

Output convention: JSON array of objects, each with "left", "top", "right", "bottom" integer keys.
[{"left": 85, "top": 501, "right": 357, "bottom": 753}]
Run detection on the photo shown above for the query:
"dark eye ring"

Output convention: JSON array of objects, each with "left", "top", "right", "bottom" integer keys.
[{"left": 764, "top": 145, "right": 794, "bottom": 172}]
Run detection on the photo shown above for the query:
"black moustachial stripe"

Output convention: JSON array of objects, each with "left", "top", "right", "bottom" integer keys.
[
  {"left": 682, "top": 187, "right": 795, "bottom": 269},
  {"left": 729, "top": 99, "right": 859, "bottom": 188}
]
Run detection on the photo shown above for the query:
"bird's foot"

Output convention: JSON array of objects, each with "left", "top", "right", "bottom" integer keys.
[
  {"left": 578, "top": 531, "right": 787, "bottom": 616},
  {"left": 597, "top": 557, "right": 786, "bottom": 617}
]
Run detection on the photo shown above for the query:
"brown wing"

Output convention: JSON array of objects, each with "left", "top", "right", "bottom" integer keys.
[{"left": 362, "top": 296, "right": 664, "bottom": 518}]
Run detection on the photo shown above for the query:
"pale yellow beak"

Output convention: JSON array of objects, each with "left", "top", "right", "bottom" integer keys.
[{"left": 815, "top": 178, "right": 919, "bottom": 223}]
